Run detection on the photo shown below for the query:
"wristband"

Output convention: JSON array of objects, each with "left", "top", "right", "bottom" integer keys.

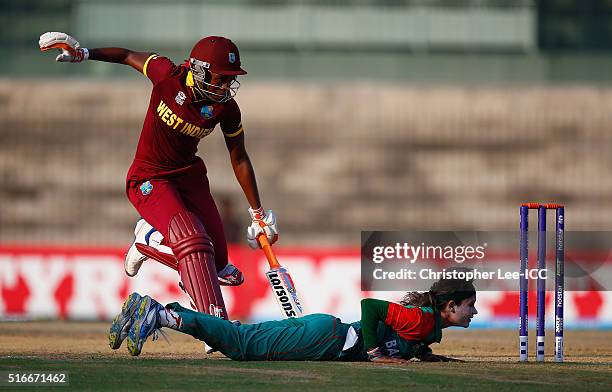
[
  {"left": 73, "top": 48, "right": 89, "bottom": 62},
  {"left": 367, "top": 347, "right": 383, "bottom": 361},
  {"left": 248, "top": 206, "right": 265, "bottom": 220}
]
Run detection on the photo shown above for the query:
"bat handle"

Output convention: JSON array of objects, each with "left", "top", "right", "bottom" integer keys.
[{"left": 257, "top": 233, "right": 281, "bottom": 269}]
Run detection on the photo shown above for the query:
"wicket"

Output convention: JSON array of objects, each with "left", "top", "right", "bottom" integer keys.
[{"left": 519, "top": 203, "right": 564, "bottom": 362}]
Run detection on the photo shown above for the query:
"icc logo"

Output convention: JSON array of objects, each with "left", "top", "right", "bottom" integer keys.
[
  {"left": 175, "top": 91, "right": 186, "bottom": 106},
  {"left": 228, "top": 53, "right": 236, "bottom": 63}
]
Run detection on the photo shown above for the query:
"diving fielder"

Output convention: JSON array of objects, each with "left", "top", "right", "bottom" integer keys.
[
  {"left": 109, "top": 278, "right": 477, "bottom": 362},
  {"left": 39, "top": 32, "right": 279, "bottom": 320}
]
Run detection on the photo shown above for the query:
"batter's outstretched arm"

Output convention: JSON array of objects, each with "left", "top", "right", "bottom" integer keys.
[
  {"left": 39, "top": 31, "right": 151, "bottom": 73},
  {"left": 89, "top": 48, "right": 152, "bottom": 73}
]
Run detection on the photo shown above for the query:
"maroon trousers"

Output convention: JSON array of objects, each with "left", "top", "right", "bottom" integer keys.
[{"left": 126, "top": 160, "right": 229, "bottom": 273}]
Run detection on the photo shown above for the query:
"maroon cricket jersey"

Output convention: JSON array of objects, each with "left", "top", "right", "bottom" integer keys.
[{"left": 127, "top": 55, "right": 243, "bottom": 182}]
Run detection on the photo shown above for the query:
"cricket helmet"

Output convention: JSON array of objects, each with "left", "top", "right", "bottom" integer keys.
[{"left": 187, "top": 36, "right": 246, "bottom": 102}]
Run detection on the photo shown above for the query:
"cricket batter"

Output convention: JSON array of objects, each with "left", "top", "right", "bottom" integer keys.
[
  {"left": 109, "top": 278, "right": 477, "bottom": 362},
  {"left": 39, "top": 32, "right": 278, "bottom": 320}
]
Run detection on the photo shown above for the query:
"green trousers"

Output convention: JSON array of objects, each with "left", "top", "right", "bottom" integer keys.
[{"left": 167, "top": 303, "right": 351, "bottom": 361}]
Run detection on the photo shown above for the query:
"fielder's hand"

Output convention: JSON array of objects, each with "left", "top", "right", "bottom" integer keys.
[
  {"left": 419, "top": 352, "right": 464, "bottom": 362},
  {"left": 247, "top": 207, "right": 278, "bottom": 249},
  {"left": 39, "top": 32, "right": 89, "bottom": 62},
  {"left": 367, "top": 347, "right": 411, "bottom": 364}
]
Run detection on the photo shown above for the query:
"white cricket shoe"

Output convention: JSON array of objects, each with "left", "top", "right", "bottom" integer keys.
[
  {"left": 125, "top": 219, "right": 245, "bottom": 287},
  {"left": 124, "top": 219, "right": 157, "bottom": 277}
]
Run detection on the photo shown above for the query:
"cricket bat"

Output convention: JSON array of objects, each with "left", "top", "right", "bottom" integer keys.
[{"left": 257, "top": 232, "right": 304, "bottom": 318}]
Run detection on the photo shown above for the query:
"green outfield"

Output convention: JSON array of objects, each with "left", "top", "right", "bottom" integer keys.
[
  {"left": 0, "top": 322, "right": 610, "bottom": 391},
  {"left": 1, "top": 357, "right": 611, "bottom": 391}
]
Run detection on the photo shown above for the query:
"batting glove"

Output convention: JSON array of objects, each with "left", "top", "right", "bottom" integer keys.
[
  {"left": 246, "top": 207, "right": 278, "bottom": 249},
  {"left": 39, "top": 32, "right": 89, "bottom": 63}
]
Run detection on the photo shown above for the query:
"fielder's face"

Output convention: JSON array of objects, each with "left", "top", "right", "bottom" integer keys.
[{"left": 447, "top": 295, "right": 478, "bottom": 328}]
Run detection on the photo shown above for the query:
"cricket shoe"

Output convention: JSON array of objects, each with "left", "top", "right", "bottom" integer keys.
[
  {"left": 217, "top": 263, "right": 244, "bottom": 286},
  {"left": 126, "top": 219, "right": 244, "bottom": 286},
  {"left": 108, "top": 292, "right": 143, "bottom": 350},
  {"left": 126, "top": 295, "right": 165, "bottom": 356},
  {"left": 125, "top": 219, "right": 158, "bottom": 277}
]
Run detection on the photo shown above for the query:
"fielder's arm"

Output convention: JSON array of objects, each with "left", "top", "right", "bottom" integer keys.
[
  {"left": 361, "top": 298, "right": 398, "bottom": 362},
  {"left": 361, "top": 298, "right": 426, "bottom": 363}
]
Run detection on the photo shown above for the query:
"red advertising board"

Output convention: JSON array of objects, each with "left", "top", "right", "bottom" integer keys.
[{"left": 1, "top": 245, "right": 610, "bottom": 328}]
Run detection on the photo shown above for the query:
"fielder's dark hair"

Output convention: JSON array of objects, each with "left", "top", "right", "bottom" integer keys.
[{"left": 400, "top": 272, "right": 476, "bottom": 311}]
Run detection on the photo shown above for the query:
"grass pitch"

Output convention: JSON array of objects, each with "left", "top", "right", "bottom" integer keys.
[
  {"left": 0, "top": 322, "right": 610, "bottom": 391},
  {"left": 1, "top": 357, "right": 611, "bottom": 391}
]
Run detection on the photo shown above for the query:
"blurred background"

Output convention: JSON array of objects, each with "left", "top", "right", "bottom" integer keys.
[
  {"left": 1, "top": 1, "right": 611, "bottom": 326},
  {"left": 2, "top": 0, "right": 612, "bottom": 245}
]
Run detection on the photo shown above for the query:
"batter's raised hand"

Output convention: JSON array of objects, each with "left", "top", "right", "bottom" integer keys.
[{"left": 39, "top": 32, "right": 88, "bottom": 62}]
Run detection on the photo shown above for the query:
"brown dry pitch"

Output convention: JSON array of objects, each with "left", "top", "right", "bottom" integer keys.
[{"left": 1, "top": 321, "right": 610, "bottom": 363}]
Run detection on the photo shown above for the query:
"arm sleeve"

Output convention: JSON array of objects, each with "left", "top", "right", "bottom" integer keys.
[
  {"left": 220, "top": 99, "right": 244, "bottom": 138},
  {"left": 142, "top": 54, "right": 176, "bottom": 85},
  {"left": 361, "top": 299, "right": 434, "bottom": 350},
  {"left": 360, "top": 299, "right": 390, "bottom": 350},
  {"left": 385, "top": 303, "right": 434, "bottom": 341}
]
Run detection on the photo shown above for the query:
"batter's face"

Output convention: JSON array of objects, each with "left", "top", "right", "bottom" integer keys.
[
  {"left": 190, "top": 65, "right": 240, "bottom": 103},
  {"left": 443, "top": 295, "right": 478, "bottom": 328},
  {"left": 201, "top": 72, "right": 236, "bottom": 101},
  {"left": 209, "top": 72, "right": 234, "bottom": 91}
]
